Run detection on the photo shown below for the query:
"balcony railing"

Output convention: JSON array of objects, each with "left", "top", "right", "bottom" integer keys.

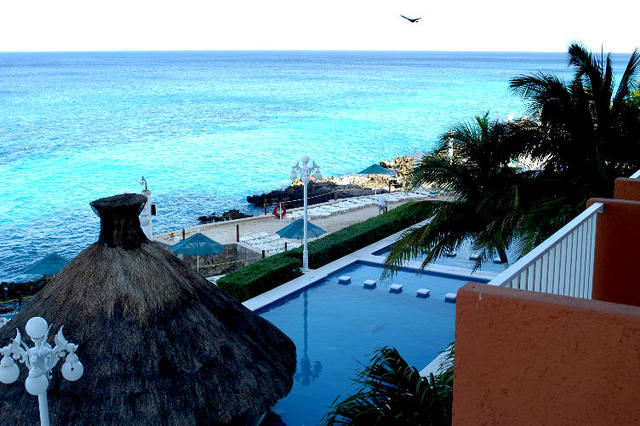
[{"left": 489, "top": 202, "right": 604, "bottom": 298}]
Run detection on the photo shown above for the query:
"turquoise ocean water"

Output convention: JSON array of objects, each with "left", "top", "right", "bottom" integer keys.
[{"left": 0, "top": 51, "right": 625, "bottom": 281}]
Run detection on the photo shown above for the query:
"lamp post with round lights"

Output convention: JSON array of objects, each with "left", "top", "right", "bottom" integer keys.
[
  {"left": 139, "top": 175, "right": 154, "bottom": 240},
  {"left": 0, "top": 316, "right": 83, "bottom": 426},
  {"left": 290, "top": 155, "right": 322, "bottom": 272}
]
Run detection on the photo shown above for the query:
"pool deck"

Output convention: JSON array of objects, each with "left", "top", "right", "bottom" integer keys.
[{"left": 243, "top": 220, "right": 498, "bottom": 374}]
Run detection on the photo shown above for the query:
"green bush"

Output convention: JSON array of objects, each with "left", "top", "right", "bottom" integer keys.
[
  {"left": 216, "top": 253, "right": 302, "bottom": 301},
  {"left": 286, "top": 200, "right": 435, "bottom": 269},
  {"left": 217, "top": 200, "right": 435, "bottom": 302}
]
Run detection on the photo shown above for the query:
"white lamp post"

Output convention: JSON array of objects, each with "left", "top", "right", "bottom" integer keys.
[
  {"left": 290, "top": 155, "right": 322, "bottom": 272},
  {"left": 0, "top": 317, "right": 84, "bottom": 426},
  {"left": 139, "top": 176, "right": 153, "bottom": 240}
]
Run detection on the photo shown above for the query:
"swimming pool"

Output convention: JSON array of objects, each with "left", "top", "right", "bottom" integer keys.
[
  {"left": 372, "top": 238, "right": 518, "bottom": 274},
  {"left": 259, "top": 261, "right": 486, "bottom": 425}
]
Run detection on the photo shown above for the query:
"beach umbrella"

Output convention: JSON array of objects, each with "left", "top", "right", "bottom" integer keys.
[
  {"left": 277, "top": 218, "right": 326, "bottom": 240},
  {"left": 23, "top": 253, "right": 69, "bottom": 276},
  {"left": 0, "top": 193, "right": 296, "bottom": 425},
  {"left": 171, "top": 232, "right": 225, "bottom": 272},
  {"left": 358, "top": 164, "right": 394, "bottom": 176},
  {"left": 358, "top": 164, "right": 395, "bottom": 194}
]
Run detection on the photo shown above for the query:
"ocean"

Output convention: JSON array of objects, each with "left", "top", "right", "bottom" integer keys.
[{"left": 0, "top": 50, "right": 625, "bottom": 282}]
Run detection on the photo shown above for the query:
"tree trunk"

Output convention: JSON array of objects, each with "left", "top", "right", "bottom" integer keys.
[{"left": 498, "top": 247, "right": 509, "bottom": 270}]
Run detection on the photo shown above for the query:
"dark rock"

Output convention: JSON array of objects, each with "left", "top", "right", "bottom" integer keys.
[
  {"left": 247, "top": 181, "right": 383, "bottom": 209},
  {"left": 0, "top": 305, "right": 15, "bottom": 314},
  {"left": 198, "top": 209, "right": 253, "bottom": 224},
  {"left": 0, "top": 278, "right": 49, "bottom": 304}
]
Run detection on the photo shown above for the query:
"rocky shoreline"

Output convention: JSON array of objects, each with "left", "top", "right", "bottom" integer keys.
[
  {"left": 0, "top": 277, "right": 48, "bottom": 306},
  {"left": 246, "top": 155, "right": 414, "bottom": 210},
  {"left": 246, "top": 181, "right": 384, "bottom": 210},
  {"left": 198, "top": 209, "right": 253, "bottom": 224},
  {"left": 197, "top": 155, "right": 414, "bottom": 222}
]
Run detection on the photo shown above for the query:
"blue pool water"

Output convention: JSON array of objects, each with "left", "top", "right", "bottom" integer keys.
[
  {"left": 259, "top": 261, "right": 487, "bottom": 425},
  {"left": 1, "top": 51, "right": 631, "bottom": 281}
]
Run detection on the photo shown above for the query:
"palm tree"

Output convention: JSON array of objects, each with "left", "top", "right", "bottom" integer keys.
[
  {"left": 387, "top": 44, "right": 640, "bottom": 272},
  {"left": 385, "top": 113, "right": 536, "bottom": 272},
  {"left": 511, "top": 43, "right": 640, "bottom": 193},
  {"left": 507, "top": 43, "right": 640, "bottom": 251},
  {"left": 322, "top": 345, "right": 454, "bottom": 425}
]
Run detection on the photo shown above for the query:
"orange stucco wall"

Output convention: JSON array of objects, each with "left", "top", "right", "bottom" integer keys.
[
  {"left": 453, "top": 283, "right": 640, "bottom": 426},
  {"left": 587, "top": 198, "right": 640, "bottom": 307},
  {"left": 614, "top": 178, "right": 640, "bottom": 201}
]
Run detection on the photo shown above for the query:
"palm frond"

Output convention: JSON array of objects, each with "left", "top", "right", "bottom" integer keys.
[
  {"left": 613, "top": 49, "right": 640, "bottom": 110},
  {"left": 322, "top": 346, "right": 454, "bottom": 425}
]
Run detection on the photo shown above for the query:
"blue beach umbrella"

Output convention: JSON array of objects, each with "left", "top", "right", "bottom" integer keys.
[
  {"left": 358, "top": 164, "right": 394, "bottom": 176},
  {"left": 171, "top": 232, "right": 225, "bottom": 272},
  {"left": 277, "top": 219, "right": 326, "bottom": 240},
  {"left": 358, "top": 164, "right": 395, "bottom": 194},
  {"left": 24, "top": 253, "right": 70, "bottom": 276}
]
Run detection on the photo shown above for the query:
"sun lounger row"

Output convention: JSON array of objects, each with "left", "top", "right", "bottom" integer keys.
[
  {"left": 284, "top": 196, "right": 376, "bottom": 222},
  {"left": 239, "top": 232, "right": 302, "bottom": 254},
  {"left": 252, "top": 238, "right": 302, "bottom": 254},
  {"left": 285, "top": 191, "right": 441, "bottom": 221},
  {"left": 239, "top": 232, "right": 272, "bottom": 243}
]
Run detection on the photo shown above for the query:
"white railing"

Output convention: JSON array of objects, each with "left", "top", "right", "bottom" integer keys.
[{"left": 489, "top": 202, "right": 604, "bottom": 298}]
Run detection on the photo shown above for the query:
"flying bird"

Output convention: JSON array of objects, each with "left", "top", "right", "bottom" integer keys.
[{"left": 400, "top": 15, "right": 422, "bottom": 23}]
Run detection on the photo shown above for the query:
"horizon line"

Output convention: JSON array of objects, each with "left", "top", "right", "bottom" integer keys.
[
  {"left": 0, "top": 48, "right": 635, "bottom": 55},
  {"left": 0, "top": 48, "right": 576, "bottom": 54},
  {"left": 0, "top": 48, "right": 633, "bottom": 55}
]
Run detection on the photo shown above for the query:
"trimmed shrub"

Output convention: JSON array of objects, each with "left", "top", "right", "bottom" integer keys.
[
  {"left": 217, "top": 200, "right": 435, "bottom": 302},
  {"left": 286, "top": 200, "right": 435, "bottom": 269},
  {"left": 216, "top": 253, "right": 302, "bottom": 301}
]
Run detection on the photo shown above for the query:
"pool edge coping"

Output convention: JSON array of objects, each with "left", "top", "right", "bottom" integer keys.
[
  {"left": 243, "top": 219, "right": 498, "bottom": 312},
  {"left": 243, "top": 219, "right": 499, "bottom": 375}
]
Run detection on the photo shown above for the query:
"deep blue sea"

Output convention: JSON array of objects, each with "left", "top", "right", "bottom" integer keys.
[{"left": 0, "top": 51, "right": 628, "bottom": 281}]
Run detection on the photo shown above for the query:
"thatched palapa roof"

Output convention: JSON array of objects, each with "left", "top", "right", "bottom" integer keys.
[{"left": 0, "top": 193, "right": 296, "bottom": 425}]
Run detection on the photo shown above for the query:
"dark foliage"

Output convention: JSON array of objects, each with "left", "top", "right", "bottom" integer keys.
[
  {"left": 386, "top": 113, "right": 537, "bottom": 272},
  {"left": 510, "top": 42, "right": 640, "bottom": 251},
  {"left": 216, "top": 253, "right": 303, "bottom": 301},
  {"left": 323, "top": 345, "right": 454, "bottom": 425},
  {"left": 387, "top": 43, "right": 640, "bottom": 272}
]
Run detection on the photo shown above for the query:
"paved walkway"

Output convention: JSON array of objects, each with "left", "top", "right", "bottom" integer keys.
[{"left": 154, "top": 193, "right": 449, "bottom": 253}]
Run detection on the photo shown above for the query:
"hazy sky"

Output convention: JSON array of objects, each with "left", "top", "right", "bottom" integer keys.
[{"left": 1, "top": 0, "right": 638, "bottom": 52}]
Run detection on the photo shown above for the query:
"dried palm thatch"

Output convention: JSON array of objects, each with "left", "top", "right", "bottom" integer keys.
[{"left": 0, "top": 193, "right": 296, "bottom": 425}]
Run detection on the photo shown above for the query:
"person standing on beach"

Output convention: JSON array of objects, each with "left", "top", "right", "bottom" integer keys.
[{"left": 377, "top": 193, "right": 388, "bottom": 214}]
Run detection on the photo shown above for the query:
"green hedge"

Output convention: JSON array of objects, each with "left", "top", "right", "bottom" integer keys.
[
  {"left": 285, "top": 200, "right": 435, "bottom": 269},
  {"left": 217, "top": 253, "right": 302, "bottom": 302},
  {"left": 217, "top": 200, "right": 435, "bottom": 302}
]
